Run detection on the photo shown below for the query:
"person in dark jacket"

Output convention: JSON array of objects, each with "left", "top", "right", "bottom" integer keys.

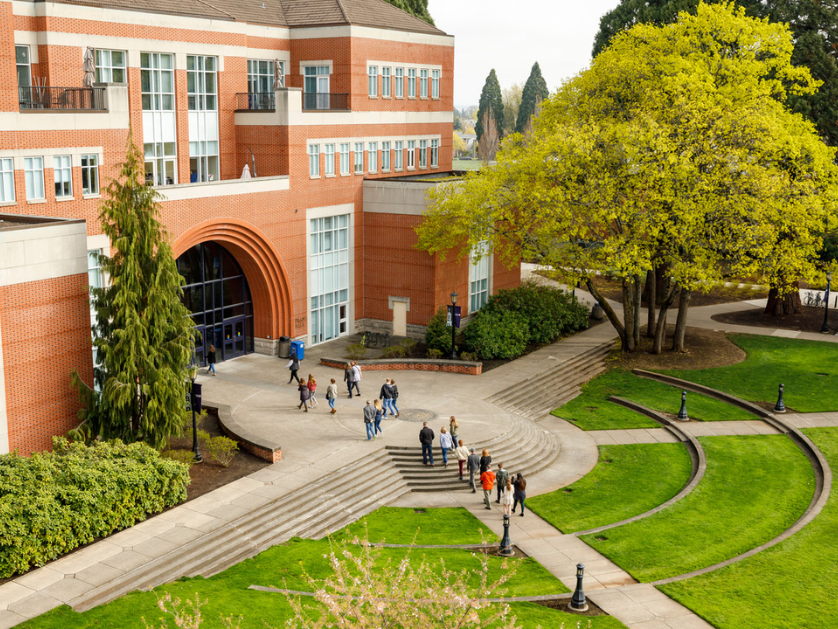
[
  {"left": 344, "top": 364, "right": 354, "bottom": 398},
  {"left": 288, "top": 353, "right": 301, "bottom": 384},
  {"left": 379, "top": 379, "right": 395, "bottom": 417},
  {"left": 479, "top": 449, "right": 492, "bottom": 474},
  {"left": 495, "top": 463, "right": 509, "bottom": 503},
  {"left": 363, "top": 400, "right": 376, "bottom": 440},
  {"left": 297, "top": 377, "right": 310, "bottom": 412},
  {"left": 512, "top": 473, "right": 527, "bottom": 517},
  {"left": 390, "top": 379, "right": 400, "bottom": 417},
  {"left": 206, "top": 344, "right": 217, "bottom": 376},
  {"left": 466, "top": 448, "right": 481, "bottom": 493},
  {"left": 419, "top": 422, "right": 435, "bottom": 466}
]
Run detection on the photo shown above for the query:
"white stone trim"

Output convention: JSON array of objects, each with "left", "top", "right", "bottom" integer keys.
[
  {"left": 290, "top": 24, "right": 454, "bottom": 47},
  {"left": 0, "top": 313, "right": 7, "bottom": 454},
  {"left": 156, "top": 175, "right": 289, "bottom": 202},
  {"left": 0, "top": 220, "right": 88, "bottom": 287},
  {"left": 234, "top": 103, "right": 453, "bottom": 127},
  {"left": 388, "top": 296, "right": 410, "bottom": 311},
  {"left": 298, "top": 60, "right": 334, "bottom": 75}
]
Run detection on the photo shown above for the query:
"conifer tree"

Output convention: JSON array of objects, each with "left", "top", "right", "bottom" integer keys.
[
  {"left": 385, "top": 0, "right": 434, "bottom": 25},
  {"left": 515, "top": 62, "right": 549, "bottom": 134},
  {"left": 72, "top": 136, "right": 196, "bottom": 449},
  {"left": 475, "top": 69, "right": 504, "bottom": 143}
]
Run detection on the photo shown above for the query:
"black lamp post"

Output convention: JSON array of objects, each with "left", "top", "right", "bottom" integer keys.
[
  {"left": 450, "top": 291, "right": 458, "bottom": 360},
  {"left": 677, "top": 390, "right": 689, "bottom": 421},
  {"left": 499, "top": 514, "right": 513, "bottom": 556},
  {"left": 821, "top": 273, "right": 832, "bottom": 334},
  {"left": 189, "top": 364, "right": 203, "bottom": 463},
  {"left": 775, "top": 383, "right": 786, "bottom": 414},
  {"left": 570, "top": 563, "right": 588, "bottom": 612}
]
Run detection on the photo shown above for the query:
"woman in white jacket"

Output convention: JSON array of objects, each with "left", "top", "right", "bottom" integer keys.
[
  {"left": 455, "top": 439, "right": 469, "bottom": 480},
  {"left": 500, "top": 479, "right": 514, "bottom": 516},
  {"left": 439, "top": 427, "right": 454, "bottom": 468}
]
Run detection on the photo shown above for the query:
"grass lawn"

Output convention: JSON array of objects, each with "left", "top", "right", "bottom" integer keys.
[
  {"left": 666, "top": 334, "right": 838, "bottom": 412},
  {"left": 335, "top": 506, "right": 495, "bottom": 544},
  {"left": 658, "top": 427, "right": 838, "bottom": 629},
  {"left": 21, "top": 508, "right": 624, "bottom": 629},
  {"left": 453, "top": 158, "right": 481, "bottom": 170},
  {"left": 580, "top": 435, "right": 814, "bottom": 582},
  {"left": 552, "top": 368, "right": 752, "bottom": 430},
  {"left": 528, "top": 443, "right": 692, "bottom": 533}
]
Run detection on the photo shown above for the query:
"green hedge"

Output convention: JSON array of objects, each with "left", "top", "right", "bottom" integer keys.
[
  {"left": 425, "top": 305, "right": 457, "bottom": 354},
  {"left": 463, "top": 310, "right": 529, "bottom": 359},
  {"left": 0, "top": 438, "right": 190, "bottom": 578}
]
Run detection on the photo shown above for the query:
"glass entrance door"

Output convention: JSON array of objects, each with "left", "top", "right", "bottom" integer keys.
[{"left": 223, "top": 317, "right": 247, "bottom": 360}]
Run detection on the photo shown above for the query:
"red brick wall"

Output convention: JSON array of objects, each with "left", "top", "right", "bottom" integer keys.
[{"left": 0, "top": 274, "right": 93, "bottom": 455}]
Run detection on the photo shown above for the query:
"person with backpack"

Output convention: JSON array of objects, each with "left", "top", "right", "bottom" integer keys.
[
  {"left": 326, "top": 378, "right": 338, "bottom": 414},
  {"left": 287, "top": 353, "right": 301, "bottom": 384},
  {"left": 495, "top": 463, "right": 509, "bottom": 504},
  {"left": 512, "top": 473, "right": 527, "bottom": 517},
  {"left": 297, "top": 377, "right": 310, "bottom": 412},
  {"left": 379, "top": 378, "right": 395, "bottom": 417}
]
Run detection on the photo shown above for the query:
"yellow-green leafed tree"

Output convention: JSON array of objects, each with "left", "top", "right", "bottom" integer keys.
[{"left": 417, "top": 2, "right": 838, "bottom": 353}]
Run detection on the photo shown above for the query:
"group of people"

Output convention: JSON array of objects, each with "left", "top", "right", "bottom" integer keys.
[
  {"left": 418, "top": 418, "right": 528, "bottom": 517},
  {"left": 362, "top": 380, "right": 401, "bottom": 440}
]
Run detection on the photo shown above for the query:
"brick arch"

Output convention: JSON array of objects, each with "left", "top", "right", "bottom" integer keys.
[{"left": 172, "top": 219, "right": 292, "bottom": 341}]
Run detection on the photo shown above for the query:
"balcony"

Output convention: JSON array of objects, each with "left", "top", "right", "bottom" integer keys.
[
  {"left": 302, "top": 92, "right": 349, "bottom": 112},
  {"left": 19, "top": 86, "right": 106, "bottom": 111},
  {"left": 236, "top": 92, "right": 275, "bottom": 111}
]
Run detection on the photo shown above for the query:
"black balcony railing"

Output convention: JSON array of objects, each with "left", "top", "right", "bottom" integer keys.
[
  {"left": 302, "top": 92, "right": 349, "bottom": 111},
  {"left": 19, "top": 86, "right": 106, "bottom": 111},
  {"left": 236, "top": 92, "right": 275, "bottom": 111}
]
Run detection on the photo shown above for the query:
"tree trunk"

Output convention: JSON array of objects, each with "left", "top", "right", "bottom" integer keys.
[
  {"left": 646, "top": 268, "right": 656, "bottom": 338},
  {"left": 633, "top": 274, "right": 642, "bottom": 347},
  {"left": 622, "top": 278, "right": 638, "bottom": 352},
  {"left": 765, "top": 281, "right": 802, "bottom": 316},
  {"left": 671, "top": 288, "right": 692, "bottom": 353},
  {"left": 653, "top": 281, "right": 680, "bottom": 354},
  {"left": 586, "top": 279, "right": 630, "bottom": 351}
]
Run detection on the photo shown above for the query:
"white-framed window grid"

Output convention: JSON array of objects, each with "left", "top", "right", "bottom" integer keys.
[
  {"left": 431, "top": 139, "right": 439, "bottom": 168},
  {"left": 309, "top": 144, "right": 320, "bottom": 177},
  {"left": 24, "top": 156, "right": 44, "bottom": 201},
  {"left": 395, "top": 68, "right": 404, "bottom": 98},
  {"left": 187, "top": 55, "right": 219, "bottom": 183},
  {"left": 310, "top": 214, "right": 350, "bottom": 345},
  {"left": 248, "top": 59, "right": 283, "bottom": 91},
  {"left": 420, "top": 69, "right": 428, "bottom": 98},
  {"left": 325, "top": 143, "right": 335, "bottom": 176},
  {"left": 54, "top": 155, "right": 73, "bottom": 198},
  {"left": 381, "top": 141, "right": 390, "bottom": 171},
  {"left": 354, "top": 142, "right": 364, "bottom": 173},
  {"left": 340, "top": 143, "right": 350, "bottom": 175},
  {"left": 382, "top": 67, "right": 391, "bottom": 98},
  {"left": 141, "top": 52, "right": 177, "bottom": 186},
  {"left": 368, "top": 66, "right": 378, "bottom": 97},
  {"left": 304, "top": 66, "right": 330, "bottom": 109},
  {"left": 16, "top": 45, "right": 31, "bottom": 102},
  {"left": 407, "top": 140, "right": 415, "bottom": 169},
  {"left": 81, "top": 154, "right": 99, "bottom": 195},
  {"left": 469, "top": 242, "right": 491, "bottom": 313},
  {"left": 408, "top": 68, "right": 416, "bottom": 98},
  {"left": 88, "top": 248, "right": 106, "bottom": 382},
  {"left": 368, "top": 142, "right": 378, "bottom": 173},
  {"left": 395, "top": 140, "right": 403, "bottom": 170},
  {"left": 96, "top": 50, "right": 126, "bottom": 83},
  {"left": 0, "top": 158, "right": 15, "bottom": 202},
  {"left": 432, "top": 69, "right": 440, "bottom": 99}
]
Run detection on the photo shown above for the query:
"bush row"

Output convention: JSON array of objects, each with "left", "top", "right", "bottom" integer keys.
[
  {"left": 425, "top": 283, "right": 589, "bottom": 360},
  {"left": 0, "top": 437, "right": 190, "bottom": 578}
]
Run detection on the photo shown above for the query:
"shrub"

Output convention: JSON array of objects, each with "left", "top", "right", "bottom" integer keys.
[
  {"left": 399, "top": 338, "right": 418, "bottom": 351},
  {"left": 345, "top": 344, "right": 367, "bottom": 360},
  {"left": 460, "top": 351, "right": 479, "bottom": 362},
  {"left": 483, "top": 282, "right": 588, "bottom": 345},
  {"left": 427, "top": 348, "right": 444, "bottom": 359},
  {"left": 161, "top": 449, "right": 196, "bottom": 466},
  {"left": 381, "top": 345, "right": 407, "bottom": 359},
  {"left": 0, "top": 437, "right": 190, "bottom": 578},
  {"left": 463, "top": 310, "right": 528, "bottom": 360},
  {"left": 424, "top": 306, "right": 455, "bottom": 353},
  {"left": 197, "top": 430, "right": 238, "bottom": 467}
]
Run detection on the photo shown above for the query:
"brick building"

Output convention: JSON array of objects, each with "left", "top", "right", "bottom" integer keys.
[{"left": 0, "top": 0, "right": 520, "bottom": 455}]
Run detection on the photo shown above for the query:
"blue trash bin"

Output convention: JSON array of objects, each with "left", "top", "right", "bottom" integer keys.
[{"left": 290, "top": 340, "right": 305, "bottom": 361}]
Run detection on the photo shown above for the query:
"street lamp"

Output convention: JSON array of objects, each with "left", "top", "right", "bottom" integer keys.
[
  {"left": 450, "top": 291, "right": 458, "bottom": 360},
  {"left": 189, "top": 358, "right": 203, "bottom": 463},
  {"left": 499, "top": 514, "right": 513, "bottom": 556},
  {"left": 677, "top": 390, "right": 689, "bottom": 421},
  {"left": 570, "top": 563, "right": 588, "bottom": 612},
  {"left": 821, "top": 273, "right": 832, "bottom": 334}
]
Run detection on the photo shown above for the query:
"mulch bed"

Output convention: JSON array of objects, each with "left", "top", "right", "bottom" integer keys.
[
  {"left": 613, "top": 326, "right": 747, "bottom": 371},
  {"left": 712, "top": 304, "right": 838, "bottom": 335},
  {"left": 587, "top": 276, "right": 767, "bottom": 307},
  {"left": 534, "top": 597, "right": 609, "bottom": 616}
]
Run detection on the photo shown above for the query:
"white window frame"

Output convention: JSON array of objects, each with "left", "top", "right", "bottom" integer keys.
[
  {"left": 407, "top": 140, "right": 415, "bottom": 169},
  {"left": 309, "top": 214, "right": 350, "bottom": 344},
  {"left": 418, "top": 140, "right": 427, "bottom": 169},
  {"left": 16, "top": 45, "right": 31, "bottom": 96},
  {"left": 469, "top": 242, "right": 491, "bottom": 313},
  {"left": 420, "top": 69, "right": 428, "bottom": 98},
  {"left": 381, "top": 141, "right": 390, "bottom": 172},
  {"left": 54, "top": 155, "right": 73, "bottom": 199},
  {"left": 309, "top": 144, "right": 320, "bottom": 177},
  {"left": 431, "top": 139, "right": 439, "bottom": 168},
  {"left": 354, "top": 142, "right": 364, "bottom": 173},
  {"left": 394, "top": 140, "right": 403, "bottom": 170},
  {"left": 24, "top": 156, "right": 44, "bottom": 201},
  {"left": 304, "top": 66, "right": 330, "bottom": 110},
  {"left": 432, "top": 69, "right": 440, "bottom": 99},
  {"left": 382, "top": 67, "right": 391, "bottom": 98},
  {"left": 395, "top": 68, "right": 404, "bottom": 98},
  {"left": 408, "top": 68, "right": 416, "bottom": 98},
  {"left": 81, "top": 154, "right": 99, "bottom": 196},
  {"left": 325, "top": 143, "right": 335, "bottom": 176},
  {"left": 368, "top": 141, "right": 378, "bottom": 173},
  {"left": 141, "top": 52, "right": 177, "bottom": 186},
  {"left": 96, "top": 49, "right": 127, "bottom": 83},
  {"left": 0, "top": 158, "right": 15, "bottom": 202},
  {"left": 368, "top": 66, "right": 378, "bottom": 97},
  {"left": 187, "top": 55, "right": 219, "bottom": 183},
  {"left": 248, "top": 59, "right": 283, "bottom": 92},
  {"left": 339, "top": 143, "right": 350, "bottom": 175}
]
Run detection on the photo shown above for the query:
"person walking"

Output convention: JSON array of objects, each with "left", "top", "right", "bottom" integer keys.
[
  {"left": 419, "top": 421, "right": 435, "bottom": 466},
  {"left": 455, "top": 439, "right": 469, "bottom": 480},
  {"left": 297, "top": 377, "right": 310, "bottom": 412},
  {"left": 206, "top": 344, "right": 217, "bottom": 376},
  {"left": 501, "top": 479, "right": 514, "bottom": 517},
  {"left": 480, "top": 449, "right": 492, "bottom": 474},
  {"left": 344, "top": 364, "right": 355, "bottom": 398},
  {"left": 363, "top": 400, "right": 376, "bottom": 440},
  {"left": 390, "top": 379, "right": 400, "bottom": 418},
  {"left": 449, "top": 416, "right": 458, "bottom": 445},
  {"left": 466, "top": 448, "right": 480, "bottom": 493},
  {"left": 326, "top": 378, "right": 338, "bottom": 414},
  {"left": 307, "top": 374, "right": 318, "bottom": 408},
  {"left": 379, "top": 378, "right": 395, "bottom": 417},
  {"left": 512, "top": 473, "right": 527, "bottom": 517},
  {"left": 288, "top": 353, "right": 301, "bottom": 384},
  {"left": 351, "top": 361, "right": 362, "bottom": 397},
  {"left": 439, "top": 427, "right": 453, "bottom": 468},
  {"left": 373, "top": 399, "right": 384, "bottom": 437},
  {"left": 480, "top": 464, "right": 496, "bottom": 510},
  {"left": 495, "top": 463, "right": 509, "bottom": 504}
]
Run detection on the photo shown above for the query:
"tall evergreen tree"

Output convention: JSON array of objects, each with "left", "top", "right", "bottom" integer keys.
[
  {"left": 72, "top": 136, "right": 197, "bottom": 449},
  {"left": 515, "top": 62, "right": 549, "bottom": 134},
  {"left": 385, "top": 0, "right": 434, "bottom": 25},
  {"left": 476, "top": 69, "right": 504, "bottom": 143}
]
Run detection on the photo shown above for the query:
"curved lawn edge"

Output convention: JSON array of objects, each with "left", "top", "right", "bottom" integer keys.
[
  {"left": 629, "top": 371, "right": 833, "bottom": 586},
  {"left": 572, "top": 398, "right": 706, "bottom": 537}
]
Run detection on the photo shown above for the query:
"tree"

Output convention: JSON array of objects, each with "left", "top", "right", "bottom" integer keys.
[
  {"left": 418, "top": 3, "right": 838, "bottom": 353},
  {"left": 476, "top": 69, "right": 504, "bottom": 143},
  {"left": 453, "top": 131, "right": 467, "bottom": 158},
  {"left": 501, "top": 83, "right": 523, "bottom": 136},
  {"left": 72, "top": 136, "right": 197, "bottom": 448},
  {"left": 477, "top": 108, "right": 500, "bottom": 163},
  {"left": 385, "top": 0, "right": 434, "bottom": 25},
  {"left": 515, "top": 62, "right": 549, "bottom": 134}
]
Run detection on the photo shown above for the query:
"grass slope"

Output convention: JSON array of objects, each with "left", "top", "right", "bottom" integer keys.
[
  {"left": 667, "top": 334, "right": 838, "bottom": 412},
  {"left": 580, "top": 435, "right": 814, "bottom": 582},
  {"left": 553, "top": 368, "right": 752, "bottom": 431},
  {"left": 336, "top": 506, "right": 495, "bottom": 544},
  {"left": 529, "top": 443, "right": 692, "bottom": 533},
  {"left": 658, "top": 427, "right": 838, "bottom": 629}
]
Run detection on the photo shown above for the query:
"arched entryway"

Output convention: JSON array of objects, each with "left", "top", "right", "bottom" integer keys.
[{"left": 177, "top": 242, "right": 253, "bottom": 364}]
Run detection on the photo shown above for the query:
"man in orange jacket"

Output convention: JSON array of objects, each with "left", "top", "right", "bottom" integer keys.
[{"left": 480, "top": 464, "right": 496, "bottom": 510}]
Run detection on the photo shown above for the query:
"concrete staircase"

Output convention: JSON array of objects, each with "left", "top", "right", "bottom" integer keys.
[
  {"left": 486, "top": 341, "right": 613, "bottom": 421},
  {"left": 385, "top": 413, "right": 560, "bottom": 491},
  {"left": 70, "top": 452, "right": 408, "bottom": 612}
]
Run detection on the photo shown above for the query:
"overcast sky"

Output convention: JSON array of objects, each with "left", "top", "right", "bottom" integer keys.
[{"left": 426, "top": 0, "right": 621, "bottom": 109}]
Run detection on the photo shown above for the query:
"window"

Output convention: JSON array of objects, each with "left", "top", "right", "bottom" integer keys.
[
  {"left": 354, "top": 142, "right": 364, "bottom": 173},
  {"left": 54, "top": 155, "right": 73, "bottom": 198},
  {"left": 304, "top": 66, "right": 330, "bottom": 109},
  {"left": 368, "top": 66, "right": 378, "bottom": 97},
  {"left": 310, "top": 214, "right": 350, "bottom": 344},
  {"left": 81, "top": 154, "right": 99, "bottom": 195},
  {"left": 408, "top": 68, "right": 416, "bottom": 98},
  {"left": 432, "top": 70, "right": 440, "bottom": 99},
  {"left": 88, "top": 248, "right": 105, "bottom": 378},
  {"left": 24, "top": 157, "right": 44, "bottom": 201},
  {"left": 382, "top": 67, "right": 391, "bottom": 98},
  {"left": 394, "top": 140, "right": 403, "bottom": 170},
  {"left": 141, "top": 52, "right": 177, "bottom": 186},
  {"left": 419, "top": 140, "right": 427, "bottom": 168},
  {"left": 309, "top": 145, "right": 320, "bottom": 177},
  {"left": 0, "top": 158, "right": 14, "bottom": 202},
  {"left": 340, "top": 143, "right": 350, "bottom": 175},
  {"left": 325, "top": 143, "right": 335, "bottom": 176},
  {"left": 420, "top": 69, "right": 428, "bottom": 98},
  {"left": 368, "top": 142, "right": 378, "bottom": 173},
  {"left": 381, "top": 141, "right": 390, "bottom": 171},
  {"left": 407, "top": 140, "right": 415, "bottom": 169},
  {"left": 16, "top": 45, "right": 31, "bottom": 105},
  {"left": 247, "top": 60, "right": 281, "bottom": 109},
  {"left": 395, "top": 68, "right": 404, "bottom": 98},
  {"left": 430, "top": 139, "right": 439, "bottom": 168},
  {"left": 469, "top": 242, "right": 491, "bottom": 313},
  {"left": 187, "top": 55, "right": 219, "bottom": 183},
  {"left": 96, "top": 50, "right": 126, "bottom": 83}
]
